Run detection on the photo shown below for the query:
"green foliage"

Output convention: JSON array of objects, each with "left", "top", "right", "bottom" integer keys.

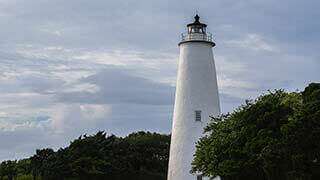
[
  {"left": 0, "top": 160, "right": 17, "bottom": 180},
  {"left": 30, "top": 148, "right": 55, "bottom": 179},
  {"left": 0, "top": 131, "right": 170, "bottom": 180},
  {"left": 16, "top": 174, "right": 39, "bottom": 180},
  {"left": 16, "top": 159, "right": 31, "bottom": 176},
  {"left": 192, "top": 83, "right": 320, "bottom": 180}
]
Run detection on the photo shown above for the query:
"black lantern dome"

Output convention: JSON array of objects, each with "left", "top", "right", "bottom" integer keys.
[
  {"left": 187, "top": 14, "right": 207, "bottom": 34},
  {"left": 179, "top": 14, "right": 215, "bottom": 46}
]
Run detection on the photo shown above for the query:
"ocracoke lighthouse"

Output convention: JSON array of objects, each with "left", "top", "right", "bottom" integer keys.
[{"left": 167, "top": 15, "right": 221, "bottom": 180}]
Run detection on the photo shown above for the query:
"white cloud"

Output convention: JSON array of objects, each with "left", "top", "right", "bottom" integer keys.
[
  {"left": 225, "top": 34, "right": 276, "bottom": 52},
  {"left": 80, "top": 104, "right": 111, "bottom": 118},
  {"left": 62, "top": 83, "right": 100, "bottom": 93},
  {"left": 50, "top": 103, "right": 112, "bottom": 134},
  {"left": 40, "top": 28, "right": 63, "bottom": 37}
]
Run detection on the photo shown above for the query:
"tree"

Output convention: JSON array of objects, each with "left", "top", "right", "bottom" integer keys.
[
  {"left": 122, "top": 132, "right": 170, "bottom": 177},
  {"left": 0, "top": 162, "right": 4, "bottom": 180},
  {"left": 192, "top": 83, "right": 320, "bottom": 180},
  {"left": 0, "top": 160, "right": 17, "bottom": 180},
  {"left": 0, "top": 131, "right": 170, "bottom": 180},
  {"left": 30, "top": 148, "right": 55, "bottom": 180},
  {"left": 67, "top": 131, "right": 112, "bottom": 179},
  {"left": 16, "top": 159, "right": 31, "bottom": 176}
]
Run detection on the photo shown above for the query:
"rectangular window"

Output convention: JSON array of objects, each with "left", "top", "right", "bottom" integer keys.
[
  {"left": 197, "top": 175, "right": 203, "bottom": 180},
  {"left": 195, "top": 110, "right": 201, "bottom": 122}
]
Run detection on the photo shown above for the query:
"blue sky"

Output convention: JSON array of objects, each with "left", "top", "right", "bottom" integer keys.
[{"left": 0, "top": 0, "right": 319, "bottom": 160}]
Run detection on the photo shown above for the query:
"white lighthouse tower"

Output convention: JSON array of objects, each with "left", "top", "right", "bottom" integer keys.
[{"left": 168, "top": 15, "right": 221, "bottom": 180}]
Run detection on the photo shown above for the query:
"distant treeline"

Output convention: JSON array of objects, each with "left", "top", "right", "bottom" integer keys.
[{"left": 0, "top": 131, "right": 170, "bottom": 180}]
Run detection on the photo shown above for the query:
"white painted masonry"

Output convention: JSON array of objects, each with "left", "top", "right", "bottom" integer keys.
[{"left": 168, "top": 16, "right": 221, "bottom": 180}]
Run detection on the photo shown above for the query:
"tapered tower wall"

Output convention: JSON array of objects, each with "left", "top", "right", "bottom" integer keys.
[{"left": 167, "top": 16, "right": 221, "bottom": 180}]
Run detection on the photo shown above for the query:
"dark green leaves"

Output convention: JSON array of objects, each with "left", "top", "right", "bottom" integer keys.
[
  {"left": 0, "top": 131, "right": 170, "bottom": 180},
  {"left": 192, "top": 83, "right": 320, "bottom": 180}
]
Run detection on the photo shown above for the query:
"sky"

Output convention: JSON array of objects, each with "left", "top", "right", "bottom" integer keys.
[{"left": 0, "top": 0, "right": 319, "bottom": 160}]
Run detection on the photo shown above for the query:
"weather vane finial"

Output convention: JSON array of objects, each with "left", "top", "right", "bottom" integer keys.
[
  {"left": 194, "top": 10, "right": 200, "bottom": 22},
  {"left": 194, "top": 14, "right": 200, "bottom": 22}
]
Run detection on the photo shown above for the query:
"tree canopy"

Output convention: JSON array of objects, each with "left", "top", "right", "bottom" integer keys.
[
  {"left": 192, "top": 83, "right": 320, "bottom": 180},
  {"left": 0, "top": 131, "right": 170, "bottom": 180}
]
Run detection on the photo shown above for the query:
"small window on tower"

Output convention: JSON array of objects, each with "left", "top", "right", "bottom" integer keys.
[
  {"left": 195, "top": 110, "right": 201, "bottom": 122},
  {"left": 197, "top": 175, "right": 203, "bottom": 180}
]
